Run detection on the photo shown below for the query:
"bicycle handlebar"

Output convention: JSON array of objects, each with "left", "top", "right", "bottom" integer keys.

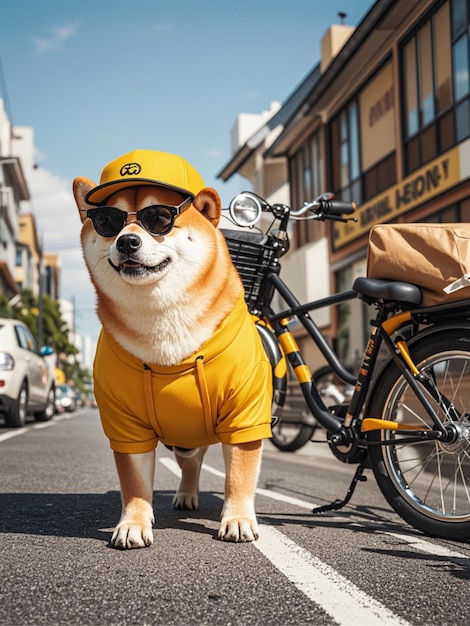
[
  {"left": 289, "top": 196, "right": 356, "bottom": 218},
  {"left": 227, "top": 191, "right": 357, "bottom": 228},
  {"left": 321, "top": 199, "right": 357, "bottom": 215}
]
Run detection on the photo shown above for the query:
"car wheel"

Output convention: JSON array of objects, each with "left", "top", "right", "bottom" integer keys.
[
  {"left": 5, "top": 380, "right": 28, "bottom": 428},
  {"left": 34, "top": 386, "right": 55, "bottom": 422}
]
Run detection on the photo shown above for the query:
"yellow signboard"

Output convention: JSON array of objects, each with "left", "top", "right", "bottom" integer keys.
[{"left": 332, "top": 146, "right": 462, "bottom": 249}]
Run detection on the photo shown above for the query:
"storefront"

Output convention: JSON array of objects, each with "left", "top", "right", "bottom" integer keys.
[
  {"left": 267, "top": 0, "right": 470, "bottom": 367},
  {"left": 218, "top": 0, "right": 470, "bottom": 369}
]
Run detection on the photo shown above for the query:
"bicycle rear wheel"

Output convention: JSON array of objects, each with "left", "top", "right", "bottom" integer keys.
[{"left": 366, "top": 329, "right": 470, "bottom": 541}]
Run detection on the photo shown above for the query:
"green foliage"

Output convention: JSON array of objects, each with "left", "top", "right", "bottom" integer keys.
[
  {"left": 4, "top": 288, "right": 89, "bottom": 387},
  {"left": 0, "top": 294, "right": 11, "bottom": 318}
]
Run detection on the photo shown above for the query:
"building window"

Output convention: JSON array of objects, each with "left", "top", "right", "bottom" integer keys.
[
  {"left": 452, "top": 0, "right": 470, "bottom": 141},
  {"left": 292, "top": 131, "right": 323, "bottom": 206},
  {"left": 291, "top": 130, "right": 325, "bottom": 246},
  {"left": 421, "top": 198, "right": 470, "bottom": 222},
  {"left": 330, "top": 100, "right": 362, "bottom": 205},
  {"left": 402, "top": 0, "right": 469, "bottom": 175},
  {"left": 363, "top": 153, "right": 396, "bottom": 201}
]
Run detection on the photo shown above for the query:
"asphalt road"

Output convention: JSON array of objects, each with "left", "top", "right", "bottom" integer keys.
[{"left": 1, "top": 409, "right": 469, "bottom": 626}]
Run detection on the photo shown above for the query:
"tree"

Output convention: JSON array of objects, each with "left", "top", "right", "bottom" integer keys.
[{"left": 5, "top": 288, "right": 90, "bottom": 388}]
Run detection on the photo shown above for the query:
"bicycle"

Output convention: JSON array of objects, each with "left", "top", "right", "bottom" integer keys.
[
  {"left": 221, "top": 191, "right": 470, "bottom": 541},
  {"left": 268, "top": 364, "right": 354, "bottom": 452}
]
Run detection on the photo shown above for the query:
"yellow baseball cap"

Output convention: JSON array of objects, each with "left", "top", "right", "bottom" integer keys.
[{"left": 85, "top": 149, "right": 206, "bottom": 205}]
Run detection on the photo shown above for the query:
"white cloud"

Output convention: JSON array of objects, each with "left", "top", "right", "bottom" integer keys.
[
  {"left": 33, "top": 21, "right": 81, "bottom": 54},
  {"left": 27, "top": 167, "right": 100, "bottom": 342}
]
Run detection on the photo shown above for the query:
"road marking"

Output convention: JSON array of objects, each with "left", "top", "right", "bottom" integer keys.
[
  {"left": 0, "top": 427, "right": 28, "bottom": 443},
  {"left": 161, "top": 456, "right": 469, "bottom": 552},
  {"left": 201, "top": 461, "right": 315, "bottom": 509},
  {"left": 160, "top": 456, "right": 410, "bottom": 625},
  {"left": 384, "top": 532, "right": 470, "bottom": 560},
  {"left": 32, "top": 422, "right": 55, "bottom": 430},
  {"left": 162, "top": 457, "right": 314, "bottom": 509},
  {"left": 0, "top": 413, "right": 81, "bottom": 443},
  {"left": 255, "top": 525, "right": 410, "bottom": 626}
]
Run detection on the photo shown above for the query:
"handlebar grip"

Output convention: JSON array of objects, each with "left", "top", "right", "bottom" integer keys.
[{"left": 321, "top": 200, "right": 356, "bottom": 216}]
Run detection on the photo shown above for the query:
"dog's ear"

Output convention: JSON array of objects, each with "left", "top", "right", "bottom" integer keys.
[
  {"left": 73, "top": 177, "right": 97, "bottom": 224},
  {"left": 193, "top": 188, "right": 221, "bottom": 227}
]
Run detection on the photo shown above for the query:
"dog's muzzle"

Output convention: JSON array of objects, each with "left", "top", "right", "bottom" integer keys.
[
  {"left": 116, "top": 233, "right": 142, "bottom": 256},
  {"left": 109, "top": 233, "right": 171, "bottom": 275}
]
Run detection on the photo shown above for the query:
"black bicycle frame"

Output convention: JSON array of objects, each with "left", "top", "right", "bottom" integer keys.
[{"left": 261, "top": 270, "right": 459, "bottom": 444}]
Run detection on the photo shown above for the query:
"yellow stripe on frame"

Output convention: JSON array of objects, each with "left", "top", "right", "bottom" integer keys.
[
  {"left": 294, "top": 364, "right": 312, "bottom": 384},
  {"left": 274, "top": 358, "right": 287, "bottom": 378},
  {"left": 381, "top": 311, "right": 411, "bottom": 336},
  {"left": 361, "top": 418, "right": 428, "bottom": 432},
  {"left": 396, "top": 340, "right": 420, "bottom": 376},
  {"left": 278, "top": 332, "right": 300, "bottom": 355}
]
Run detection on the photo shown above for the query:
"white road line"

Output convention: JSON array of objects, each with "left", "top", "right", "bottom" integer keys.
[
  {"left": 160, "top": 456, "right": 469, "bottom": 551},
  {"left": 160, "top": 457, "right": 410, "bottom": 624},
  {"left": 384, "top": 532, "right": 469, "bottom": 560},
  {"left": 199, "top": 460, "right": 469, "bottom": 560},
  {"left": 163, "top": 456, "right": 314, "bottom": 509},
  {"left": 0, "top": 413, "right": 80, "bottom": 443},
  {"left": 255, "top": 525, "right": 410, "bottom": 626},
  {"left": 0, "top": 427, "right": 28, "bottom": 443},
  {"left": 201, "top": 461, "right": 315, "bottom": 509},
  {"left": 32, "top": 422, "right": 55, "bottom": 430}
]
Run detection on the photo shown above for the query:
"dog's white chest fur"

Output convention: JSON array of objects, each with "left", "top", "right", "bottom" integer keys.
[{"left": 113, "top": 300, "right": 215, "bottom": 366}]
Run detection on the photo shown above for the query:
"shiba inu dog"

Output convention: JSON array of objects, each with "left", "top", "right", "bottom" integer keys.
[{"left": 73, "top": 149, "right": 272, "bottom": 549}]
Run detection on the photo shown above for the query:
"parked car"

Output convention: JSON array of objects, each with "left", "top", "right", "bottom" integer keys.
[
  {"left": 55, "top": 384, "right": 77, "bottom": 413},
  {"left": 0, "top": 318, "right": 56, "bottom": 427}
]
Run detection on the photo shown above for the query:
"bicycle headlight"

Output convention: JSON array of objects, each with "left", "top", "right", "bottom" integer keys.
[{"left": 229, "top": 192, "right": 262, "bottom": 227}]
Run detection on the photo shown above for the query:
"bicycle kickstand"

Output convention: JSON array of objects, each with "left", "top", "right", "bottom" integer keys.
[{"left": 312, "top": 462, "right": 367, "bottom": 514}]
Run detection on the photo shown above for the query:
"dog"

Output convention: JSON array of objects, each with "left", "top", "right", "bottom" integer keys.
[{"left": 73, "top": 149, "right": 272, "bottom": 549}]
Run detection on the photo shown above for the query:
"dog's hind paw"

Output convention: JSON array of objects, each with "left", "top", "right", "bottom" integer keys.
[
  {"left": 172, "top": 492, "right": 199, "bottom": 510},
  {"left": 218, "top": 517, "right": 259, "bottom": 542},
  {"left": 110, "top": 522, "right": 154, "bottom": 550}
]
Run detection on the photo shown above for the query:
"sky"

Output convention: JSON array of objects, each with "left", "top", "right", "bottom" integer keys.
[{"left": 0, "top": 0, "right": 373, "bottom": 348}]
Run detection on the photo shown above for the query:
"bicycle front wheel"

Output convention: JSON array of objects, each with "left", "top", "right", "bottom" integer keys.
[{"left": 367, "top": 329, "right": 470, "bottom": 541}]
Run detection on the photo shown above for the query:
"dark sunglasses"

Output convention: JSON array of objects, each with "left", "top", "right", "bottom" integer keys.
[{"left": 86, "top": 196, "right": 193, "bottom": 237}]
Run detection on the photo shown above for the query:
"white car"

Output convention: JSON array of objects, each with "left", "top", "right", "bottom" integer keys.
[{"left": 0, "top": 318, "right": 56, "bottom": 427}]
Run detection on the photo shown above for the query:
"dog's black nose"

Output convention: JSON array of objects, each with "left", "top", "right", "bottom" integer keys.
[{"left": 116, "top": 233, "right": 142, "bottom": 255}]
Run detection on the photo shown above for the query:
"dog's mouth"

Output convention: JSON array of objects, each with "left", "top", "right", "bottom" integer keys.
[{"left": 109, "top": 257, "right": 171, "bottom": 276}]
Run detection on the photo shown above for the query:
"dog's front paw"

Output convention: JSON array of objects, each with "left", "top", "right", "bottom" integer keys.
[
  {"left": 172, "top": 492, "right": 199, "bottom": 510},
  {"left": 111, "top": 512, "right": 154, "bottom": 550},
  {"left": 111, "top": 522, "right": 154, "bottom": 549},
  {"left": 218, "top": 517, "right": 259, "bottom": 542}
]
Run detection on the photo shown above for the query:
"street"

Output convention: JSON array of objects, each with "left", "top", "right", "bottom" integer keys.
[{"left": 1, "top": 409, "right": 469, "bottom": 626}]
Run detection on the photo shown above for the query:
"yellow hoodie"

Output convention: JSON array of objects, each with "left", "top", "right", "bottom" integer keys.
[{"left": 93, "top": 292, "right": 273, "bottom": 453}]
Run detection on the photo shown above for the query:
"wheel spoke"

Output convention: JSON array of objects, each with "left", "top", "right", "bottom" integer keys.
[{"left": 368, "top": 337, "right": 470, "bottom": 538}]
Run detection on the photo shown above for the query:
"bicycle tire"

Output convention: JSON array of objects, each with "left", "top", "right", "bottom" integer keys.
[
  {"left": 270, "top": 366, "right": 340, "bottom": 452},
  {"left": 366, "top": 329, "right": 470, "bottom": 541},
  {"left": 270, "top": 415, "right": 316, "bottom": 452}
]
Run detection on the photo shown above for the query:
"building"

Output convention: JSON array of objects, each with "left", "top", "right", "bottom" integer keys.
[
  {"left": 0, "top": 98, "right": 93, "bottom": 370},
  {"left": 218, "top": 0, "right": 470, "bottom": 369},
  {"left": 0, "top": 100, "right": 30, "bottom": 298}
]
